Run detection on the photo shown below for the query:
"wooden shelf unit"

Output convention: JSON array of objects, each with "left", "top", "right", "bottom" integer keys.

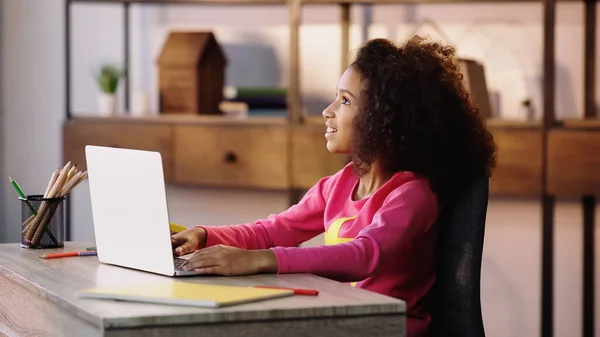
[
  {"left": 62, "top": 116, "right": 349, "bottom": 192},
  {"left": 63, "top": 1, "right": 600, "bottom": 337},
  {"left": 62, "top": 115, "right": 556, "bottom": 197}
]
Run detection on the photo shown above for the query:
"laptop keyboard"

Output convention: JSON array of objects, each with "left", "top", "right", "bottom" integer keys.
[{"left": 173, "top": 257, "right": 187, "bottom": 270}]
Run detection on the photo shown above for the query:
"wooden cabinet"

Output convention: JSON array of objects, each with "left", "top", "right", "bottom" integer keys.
[
  {"left": 62, "top": 117, "right": 349, "bottom": 193},
  {"left": 174, "top": 124, "right": 288, "bottom": 189},
  {"left": 66, "top": 117, "right": 592, "bottom": 198},
  {"left": 547, "top": 129, "right": 600, "bottom": 196},
  {"left": 62, "top": 120, "right": 175, "bottom": 181},
  {"left": 488, "top": 128, "right": 543, "bottom": 196},
  {"left": 486, "top": 125, "right": 600, "bottom": 197}
]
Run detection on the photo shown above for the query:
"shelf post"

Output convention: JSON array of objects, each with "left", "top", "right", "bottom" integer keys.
[
  {"left": 584, "top": 0, "right": 596, "bottom": 120},
  {"left": 288, "top": 0, "right": 302, "bottom": 125},
  {"left": 341, "top": 3, "right": 350, "bottom": 75},
  {"left": 65, "top": 0, "right": 71, "bottom": 120},
  {"left": 582, "top": 1, "right": 597, "bottom": 337},
  {"left": 582, "top": 195, "right": 596, "bottom": 337},
  {"left": 64, "top": 0, "right": 72, "bottom": 241},
  {"left": 124, "top": 1, "right": 130, "bottom": 112},
  {"left": 541, "top": 0, "right": 557, "bottom": 336},
  {"left": 287, "top": 0, "right": 302, "bottom": 206}
]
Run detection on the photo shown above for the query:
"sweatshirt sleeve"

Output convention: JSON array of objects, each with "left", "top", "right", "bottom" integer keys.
[
  {"left": 270, "top": 180, "right": 438, "bottom": 282},
  {"left": 195, "top": 177, "right": 330, "bottom": 250}
]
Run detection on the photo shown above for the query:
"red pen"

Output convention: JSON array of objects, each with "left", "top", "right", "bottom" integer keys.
[{"left": 253, "top": 286, "right": 319, "bottom": 296}]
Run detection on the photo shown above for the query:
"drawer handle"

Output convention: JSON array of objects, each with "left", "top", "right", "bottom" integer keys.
[{"left": 223, "top": 151, "right": 237, "bottom": 164}]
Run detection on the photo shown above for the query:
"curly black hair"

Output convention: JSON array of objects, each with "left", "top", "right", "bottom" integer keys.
[{"left": 349, "top": 35, "right": 497, "bottom": 205}]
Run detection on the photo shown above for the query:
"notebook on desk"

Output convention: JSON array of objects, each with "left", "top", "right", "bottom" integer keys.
[{"left": 78, "top": 281, "right": 294, "bottom": 308}]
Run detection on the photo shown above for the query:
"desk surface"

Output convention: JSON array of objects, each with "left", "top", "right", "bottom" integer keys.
[{"left": 0, "top": 242, "right": 405, "bottom": 336}]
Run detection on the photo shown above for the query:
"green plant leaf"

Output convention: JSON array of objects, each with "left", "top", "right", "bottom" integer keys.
[{"left": 95, "top": 64, "right": 123, "bottom": 94}]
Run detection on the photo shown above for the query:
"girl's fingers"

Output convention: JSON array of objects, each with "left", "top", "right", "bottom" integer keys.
[
  {"left": 182, "top": 256, "right": 218, "bottom": 271},
  {"left": 182, "top": 245, "right": 220, "bottom": 258},
  {"left": 193, "top": 245, "right": 221, "bottom": 256},
  {"left": 194, "top": 267, "right": 218, "bottom": 274},
  {"left": 171, "top": 236, "right": 183, "bottom": 248},
  {"left": 174, "top": 242, "right": 193, "bottom": 256}
]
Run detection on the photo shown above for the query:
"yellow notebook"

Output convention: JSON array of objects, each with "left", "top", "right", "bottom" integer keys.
[
  {"left": 78, "top": 281, "right": 294, "bottom": 308},
  {"left": 169, "top": 222, "right": 187, "bottom": 233}
]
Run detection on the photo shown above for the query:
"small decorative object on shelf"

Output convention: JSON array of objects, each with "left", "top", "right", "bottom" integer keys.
[
  {"left": 95, "top": 64, "right": 124, "bottom": 116},
  {"left": 458, "top": 58, "right": 492, "bottom": 119},
  {"left": 519, "top": 99, "right": 535, "bottom": 121},
  {"left": 131, "top": 90, "right": 150, "bottom": 116},
  {"left": 157, "top": 31, "right": 227, "bottom": 115}
]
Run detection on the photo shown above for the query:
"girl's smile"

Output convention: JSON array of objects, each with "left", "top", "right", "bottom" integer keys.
[{"left": 325, "top": 124, "right": 338, "bottom": 138}]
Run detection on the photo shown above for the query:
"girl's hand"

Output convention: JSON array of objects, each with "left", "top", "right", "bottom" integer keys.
[
  {"left": 171, "top": 227, "right": 207, "bottom": 256},
  {"left": 181, "top": 245, "right": 278, "bottom": 276}
]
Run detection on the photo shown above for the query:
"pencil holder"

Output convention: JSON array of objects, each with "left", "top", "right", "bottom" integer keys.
[{"left": 20, "top": 195, "right": 65, "bottom": 249}]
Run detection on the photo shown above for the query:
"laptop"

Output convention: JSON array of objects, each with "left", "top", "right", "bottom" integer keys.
[{"left": 85, "top": 145, "right": 199, "bottom": 277}]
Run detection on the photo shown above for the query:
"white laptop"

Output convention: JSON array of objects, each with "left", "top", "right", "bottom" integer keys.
[{"left": 85, "top": 145, "right": 198, "bottom": 277}]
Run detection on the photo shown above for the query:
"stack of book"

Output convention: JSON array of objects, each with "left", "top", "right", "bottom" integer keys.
[{"left": 220, "top": 86, "right": 287, "bottom": 118}]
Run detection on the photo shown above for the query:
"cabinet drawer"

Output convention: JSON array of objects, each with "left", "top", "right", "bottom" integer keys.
[
  {"left": 291, "top": 126, "right": 349, "bottom": 189},
  {"left": 174, "top": 125, "right": 288, "bottom": 189},
  {"left": 488, "top": 128, "right": 542, "bottom": 196},
  {"left": 548, "top": 129, "right": 600, "bottom": 196},
  {"left": 62, "top": 121, "right": 174, "bottom": 181}
]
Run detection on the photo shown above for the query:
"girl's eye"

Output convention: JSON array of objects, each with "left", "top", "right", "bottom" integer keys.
[{"left": 341, "top": 97, "right": 350, "bottom": 105}]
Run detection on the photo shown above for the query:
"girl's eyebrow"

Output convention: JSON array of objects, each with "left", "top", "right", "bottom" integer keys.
[{"left": 338, "top": 88, "right": 356, "bottom": 99}]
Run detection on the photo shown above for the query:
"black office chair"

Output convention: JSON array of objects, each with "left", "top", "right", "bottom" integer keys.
[{"left": 429, "top": 175, "right": 489, "bottom": 337}]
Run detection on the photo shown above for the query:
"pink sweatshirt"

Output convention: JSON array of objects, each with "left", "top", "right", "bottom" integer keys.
[{"left": 199, "top": 164, "right": 439, "bottom": 337}]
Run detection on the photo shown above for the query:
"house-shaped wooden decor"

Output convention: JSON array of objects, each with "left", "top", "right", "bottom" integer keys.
[{"left": 157, "top": 31, "right": 227, "bottom": 115}]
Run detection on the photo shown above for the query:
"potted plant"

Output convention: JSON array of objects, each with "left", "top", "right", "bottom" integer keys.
[{"left": 95, "top": 64, "right": 123, "bottom": 116}]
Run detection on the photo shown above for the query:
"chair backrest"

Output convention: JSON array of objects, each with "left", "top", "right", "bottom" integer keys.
[{"left": 429, "top": 175, "right": 489, "bottom": 337}]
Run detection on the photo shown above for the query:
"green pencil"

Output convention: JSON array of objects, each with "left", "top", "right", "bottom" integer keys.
[
  {"left": 9, "top": 176, "right": 37, "bottom": 215},
  {"left": 9, "top": 175, "right": 59, "bottom": 246}
]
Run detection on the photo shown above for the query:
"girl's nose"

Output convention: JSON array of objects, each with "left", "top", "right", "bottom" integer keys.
[{"left": 322, "top": 103, "right": 335, "bottom": 119}]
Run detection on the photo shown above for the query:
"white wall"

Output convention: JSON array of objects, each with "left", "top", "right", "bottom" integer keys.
[
  {"left": 2, "top": 1, "right": 600, "bottom": 337},
  {"left": 2, "top": 0, "right": 65, "bottom": 242},
  {"left": 0, "top": 0, "right": 4, "bottom": 241}
]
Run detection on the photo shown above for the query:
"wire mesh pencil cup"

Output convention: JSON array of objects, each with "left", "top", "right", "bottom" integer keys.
[{"left": 21, "top": 195, "right": 65, "bottom": 249}]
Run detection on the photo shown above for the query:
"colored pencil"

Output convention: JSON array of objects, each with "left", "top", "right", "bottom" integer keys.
[
  {"left": 41, "top": 251, "right": 97, "bottom": 259},
  {"left": 252, "top": 286, "right": 319, "bottom": 296},
  {"left": 43, "top": 170, "right": 58, "bottom": 197},
  {"left": 22, "top": 161, "right": 88, "bottom": 246},
  {"left": 9, "top": 176, "right": 37, "bottom": 215},
  {"left": 10, "top": 176, "right": 60, "bottom": 246}
]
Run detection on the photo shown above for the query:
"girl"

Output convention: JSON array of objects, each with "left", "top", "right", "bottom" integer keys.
[{"left": 172, "top": 35, "right": 497, "bottom": 337}]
